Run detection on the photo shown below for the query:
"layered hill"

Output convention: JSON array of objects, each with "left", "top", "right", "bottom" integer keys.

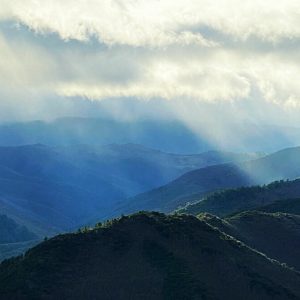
[
  {"left": 123, "top": 147, "right": 300, "bottom": 215},
  {"left": 0, "top": 144, "right": 253, "bottom": 236},
  {"left": 0, "top": 215, "right": 38, "bottom": 262},
  {"left": 179, "top": 179, "right": 300, "bottom": 217},
  {"left": 198, "top": 212, "right": 300, "bottom": 271},
  {"left": 0, "top": 214, "right": 37, "bottom": 244},
  {"left": 0, "top": 212, "right": 299, "bottom": 300}
]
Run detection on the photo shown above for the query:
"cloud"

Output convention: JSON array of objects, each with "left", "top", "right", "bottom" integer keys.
[
  {"left": 0, "top": 0, "right": 300, "bottom": 125},
  {"left": 44, "top": 46, "right": 300, "bottom": 108},
  {"left": 56, "top": 57, "right": 251, "bottom": 102},
  {"left": 1, "top": 0, "right": 300, "bottom": 46},
  {"left": 0, "top": 0, "right": 216, "bottom": 47},
  {"left": 1, "top": 19, "right": 300, "bottom": 107}
]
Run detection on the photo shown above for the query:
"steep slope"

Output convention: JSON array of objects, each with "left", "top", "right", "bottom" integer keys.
[
  {"left": 124, "top": 147, "right": 300, "bottom": 215},
  {"left": 0, "top": 212, "right": 299, "bottom": 300},
  {"left": 0, "top": 144, "right": 255, "bottom": 237},
  {"left": 179, "top": 179, "right": 300, "bottom": 217},
  {"left": 199, "top": 212, "right": 300, "bottom": 271}
]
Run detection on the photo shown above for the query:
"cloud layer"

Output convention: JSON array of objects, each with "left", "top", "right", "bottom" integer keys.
[
  {"left": 0, "top": 0, "right": 300, "bottom": 123},
  {"left": 2, "top": 0, "right": 300, "bottom": 45}
]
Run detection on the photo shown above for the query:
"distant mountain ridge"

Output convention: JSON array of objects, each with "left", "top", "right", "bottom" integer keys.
[
  {"left": 1, "top": 117, "right": 300, "bottom": 153},
  {"left": 0, "top": 117, "right": 209, "bottom": 154},
  {"left": 122, "top": 147, "right": 300, "bottom": 215},
  {"left": 0, "top": 143, "right": 255, "bottom": 237}
]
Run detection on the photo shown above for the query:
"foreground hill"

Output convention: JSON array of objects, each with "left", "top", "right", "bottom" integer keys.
[
  {"left": 0, "top": 212, "right": 299, "bottom": 300},
  {"left": 0, "top": 143, "right": 253, "bottom": 237},
  {"left": 199, "top": 212, "right": 300, "bottom": 271},
  {"left": 124, "top": 147, "right": 300, "bottom": 215},
  {"left": 179, "top": 179, "right": 300, "bottom": 217}
]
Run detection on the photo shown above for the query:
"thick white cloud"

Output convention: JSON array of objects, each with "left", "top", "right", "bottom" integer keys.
[
  {"left": 1, "top": 0, "right": 300, "bottom": 46},
  {"left": 0, "top": 0, "right": 216, "bottom": 47},
  {"left": 0, "top": 0, "right": 300, "bottom": 120},
  {"left": 56, "top": 57, "right": 251, "bottom": 102}
]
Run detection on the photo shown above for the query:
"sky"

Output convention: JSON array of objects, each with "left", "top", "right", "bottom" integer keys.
[{"left": 0, "top": 0, "right": 300, "bottom": 128}]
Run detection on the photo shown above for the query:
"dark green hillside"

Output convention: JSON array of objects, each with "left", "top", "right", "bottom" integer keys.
[
  {"left": 255, "top": 198, "right": 300, "bottom": 215},
  {"left": 179, "top": 179, "right": 300, "bottom": 217},
  {"left": 0, "top": 212, "right": 300, "bottom": 300},
  {"left": 199, "top": 212, "right": 300, "bottom": 271}
]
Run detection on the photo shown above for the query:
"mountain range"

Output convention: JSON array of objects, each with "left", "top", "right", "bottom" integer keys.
[
  {"left": 0, "top": 118, "right": 209, "bottom": 154},
  {"left": 1, "top": 127, "right": 300, "bottom": 298},
  {"left": 1, "top": 117, "right": 300, "bottom": 153},
  {"left": 0, "top": 143, "right": 255, "bottom": 237},
  {"left": 122, "top": 147, "right": 300, "bottom": 215}
]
